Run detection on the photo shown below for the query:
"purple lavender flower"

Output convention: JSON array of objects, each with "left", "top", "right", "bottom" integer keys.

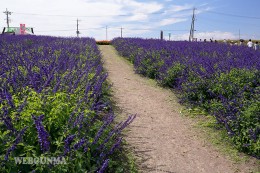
[
  {"left": 92, "top": 113, "right": 114, "bottom": 145},
  {"left": 73, "top": 113, "right": 84, "bottom": 128},
  {"left": 32, "top": 114, "right": 50, "bottom": 152},
  {"left": 63, "top": 134, "right": 76, "bottom": 155},
  {"left": 97, "top": 159, "right": 109, "bottom": 173},
  {"left": 97, "top": 121, "right": 123, "bottom": 152},
  {"left": 117, "top": 114, "right": 136, "bottom": 132},
  {"left": 99, "top": 152, "right": 106, "bottom": 159},
  {"left": 73, "top": 138, "right": 87, "bottom": 150},
  {"left": 248, "top": 129, "right": 257, "bottom": 142},
  {"left": 107, "top": 137, "right": 123, "bottom": 155},
  {"left": 1, "top": 107, "right": 16, "bottom": 133},
  {"left": 1, "top": 35, "right": 137, "bottom": 171},
  {"left": 5, "top": 126, "right": 27, "bottom": 160},
  {"left": 3, "top": 116, "right": 16, "bottom": 132},
  {"left": 17, "top": 97, "right": 27, "bottom": 113},
  {"left": 4, "top": 90, "right": 15, "bottom": 108}
]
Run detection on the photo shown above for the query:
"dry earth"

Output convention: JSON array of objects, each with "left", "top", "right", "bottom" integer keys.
[{"left": 99, "top": 45, "right": 259, "bottom": 173}]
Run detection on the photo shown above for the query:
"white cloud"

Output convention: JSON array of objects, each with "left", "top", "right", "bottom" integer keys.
[
  {"left": 173, "top": 31, "right": 237, "bottom": 41},
  {"left": 169, "top": 4, "right": 193, "bottom": 12},
  {"left": 126, "top": 13, "right": 148, "bottom": 21},
  {"left": 121, "top": 0, "right": 163, "bottom": 14},
  {"left": 159, "top": 18, "right": 187, "bottom": 26}
]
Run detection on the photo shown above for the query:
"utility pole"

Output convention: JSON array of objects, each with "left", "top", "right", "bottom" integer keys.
[
  {"left": 239, "top": 29, "right": 240, "bottom": 40},
  {"left": 106, "top": 26, "right": 108, "bottom": 40},
  {"left": 3, "top": 8, "right": 12, "bottom": 28},
  {"left": 160, "top": 30, "right": 163, "bottom": 40},
  {"left": 120, "top": 26, "right": 124, "bottom": 38},
  {"left": 189, "top": 8, "right": 196, "bottom": 42},
  {"left": 76, "top": 18, "right": 80, "bottom": 37}
]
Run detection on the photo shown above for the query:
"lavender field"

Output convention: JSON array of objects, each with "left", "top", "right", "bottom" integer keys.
[
  {"left": 0, "top": 35, "right": 134, "bottom": 172},
  {"left": 112, "top": 38, "right": 260, "bottom": 158}
]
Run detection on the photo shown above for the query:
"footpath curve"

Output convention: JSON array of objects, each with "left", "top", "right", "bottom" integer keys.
[{"left": 99, "top": 45, "right": 259, "bottom": 173}]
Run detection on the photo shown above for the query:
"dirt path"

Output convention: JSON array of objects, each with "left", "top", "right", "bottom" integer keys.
[{"left": 99, "top": 45, "right": 259, "bottom": 173}]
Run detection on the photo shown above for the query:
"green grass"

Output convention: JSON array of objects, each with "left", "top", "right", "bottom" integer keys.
[
  {"left": 180, "top": 107, "right": 260, "bottom": 172},
  {"left": 108, "top": 143, "right": 138, "bottom": 173}
]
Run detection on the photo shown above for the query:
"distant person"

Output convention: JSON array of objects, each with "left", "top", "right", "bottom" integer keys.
[
  {"left": 239, "top": 39, "right": 244, "bottom": 46},
  {"left": 254, "top": 41, "right": 259, "bottom": 50},
  {"left": 247, "top": 39, "right": 253, "bottom": 48},
  {"left": 204, "top": 39, "right": 206, "bottom": 42}
]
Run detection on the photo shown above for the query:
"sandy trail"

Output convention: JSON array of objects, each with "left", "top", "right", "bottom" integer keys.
[{"left": 99, "top": 45, "right": 259, "bottom": 173}]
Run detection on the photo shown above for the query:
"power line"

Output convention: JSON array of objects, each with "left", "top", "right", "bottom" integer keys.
[
  {"left": 37, "top": 28, "right": 189, "bottom": 33},
  {"left": 11, "top": 9, "right": 260, "bottom": 20},
  {"left": 12, "top": 8, "right": 194, "bottom": 18},
  {"left": 13, "top": 11, "right": 166, "bottom": 18},
  {"left": 197, "top": 16, "right": 260, "bottom": 30},
  {"left": 205, "top": 10, "right": 260, "bottom": 20},
  {"left": 163, "top": 29, "right": 188, "bottom": 32},
  {"left": 80, "top": 27, "right": 105, "bottom": 30},
  {"left": 124, "top": 28, "right": 188, "bottom": 31},
  {"left": 37, "top": 29, "right": 75, "bottom": 32},
  {"left": 13, "top": 12, "right": 129, "bottom": 18}
]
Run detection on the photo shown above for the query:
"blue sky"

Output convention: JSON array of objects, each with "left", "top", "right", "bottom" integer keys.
[{"left": 1, "top": 0, "right": 260, "bottom": 40}]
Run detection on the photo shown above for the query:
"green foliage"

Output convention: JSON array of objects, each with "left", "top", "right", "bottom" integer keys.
[
  {"left": 1, "top": 83, "right": 135, "bottom": 173},
  {"left": 210, "top": 68, "right": 257, "bottom": 99},
  {"left": 232, "top": 96, "right": 260, "bottom": 156},
  {"left": 0, "top": 85, "right": 126, "bottom": 173},
  {"left": 181, "top": 68, "right": 260, "bottom": 156},
  {"left": 1, "top": 36, "right": 136, "bottom": 172},
  {"left": 181, "top": 107, "right": 259, "bottom": 165},
  {"left": 107, "top": 148, "right": 138, "bottom": 173},
  {"left": 181, "top": 72, "right": 211, "bottom": 108},
  {"left": 136, "top": 51, "right": 164, "bottom": 79},
  {"left": 161, "top": 63, "right": 186, "bottom": 87}
]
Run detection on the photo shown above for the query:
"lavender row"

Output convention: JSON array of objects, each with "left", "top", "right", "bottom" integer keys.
[
  {"left": 0, "top": 35, "right": 134, "bottom": 172},
  {"left": 112, "top": 37, "right": 259, "bottom": 158}
]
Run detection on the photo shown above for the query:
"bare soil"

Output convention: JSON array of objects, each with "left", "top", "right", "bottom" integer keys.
[{"left": 99, "top": 45, "right": 259, "bottom": 173}]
